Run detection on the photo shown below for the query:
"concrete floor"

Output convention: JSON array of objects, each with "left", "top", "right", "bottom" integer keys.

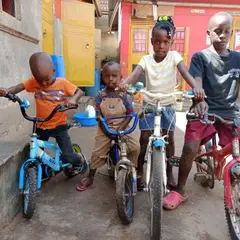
[{"left": 0, "top": 112, "right": 231, "bottom": 240}]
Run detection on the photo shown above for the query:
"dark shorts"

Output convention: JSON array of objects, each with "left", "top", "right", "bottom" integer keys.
[
  {"left": 139, "top": 105, "right": 176, "bottom": 131},
  {"left": 184, "top": 120, "right": 240, "bottom": 147}
]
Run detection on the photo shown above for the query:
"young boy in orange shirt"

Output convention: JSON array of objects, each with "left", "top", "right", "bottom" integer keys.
[{"left": 0, "top": 52, "right": 87, "bottom": 172}]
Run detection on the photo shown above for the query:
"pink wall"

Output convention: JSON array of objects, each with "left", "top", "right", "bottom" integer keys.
[
  {"left": 120, "top": 3, "right": 240, "bottom": 80},
  {"left": 120, "top": 3, "right": 132, "bottom": 78},
  {"left": 173, "top": 6, "right": 239, "bottom": 66}
]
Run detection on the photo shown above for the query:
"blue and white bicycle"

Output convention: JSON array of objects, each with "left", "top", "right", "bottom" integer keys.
[{"left": 4, "top": 93, "right": 87, "bottom": 219}]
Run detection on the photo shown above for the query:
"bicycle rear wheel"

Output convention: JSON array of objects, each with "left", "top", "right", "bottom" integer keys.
[
  {"left": 116, "top": 168, "right": 134, "bottom": 225},
  {"left": 225, "top": 179, "right": 240, "bottom": 240},
  {"left": 149, "top": 147, "right": 164, "bottom": 240},
  {"left": 195, "top": 141, "right": 214, "bottom": 189}
]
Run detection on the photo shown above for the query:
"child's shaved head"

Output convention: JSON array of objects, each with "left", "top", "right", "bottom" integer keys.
[
  {"left": 29, "top": 52, "right": 54, "bottom": 88},
  {"left": 208, "top": 12, "right": 233, "bottom": 30}
]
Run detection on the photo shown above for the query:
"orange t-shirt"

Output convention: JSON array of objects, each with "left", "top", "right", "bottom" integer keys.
[{"left": 24, "top": 77, "right": 77, "bottom": 129}]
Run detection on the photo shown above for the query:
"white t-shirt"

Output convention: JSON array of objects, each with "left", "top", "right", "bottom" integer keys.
[{"left": 138, "top": 51, "right": 183, "bottom": 105}]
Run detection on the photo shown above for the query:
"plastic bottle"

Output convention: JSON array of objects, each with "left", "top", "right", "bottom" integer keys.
[{"left": 85, "top": 105, "right": 96, "bottom": 118}]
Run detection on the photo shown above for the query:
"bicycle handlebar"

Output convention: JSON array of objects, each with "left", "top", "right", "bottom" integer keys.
[
  {"left": 140, "top": 89, "right": 194, "bottom": 101},
  {"left": 187, "top": 112, "right": 240, "bottom": 128},
  {"left": 98, "top": 112, "right": 139, "bottom": 136},
  {"left": 5, "top": 93, "right": 78, "bottom": 123}
]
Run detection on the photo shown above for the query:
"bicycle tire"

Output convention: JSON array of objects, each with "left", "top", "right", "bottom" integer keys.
[
  {"left": 149, "top": 147, "right": 163, "bottom": 240},
  {"left": 116, "top": 168, "right": 134, "bottom": 225},
  {"left": 196, "top": 141, "right": 214, "bottom": 189},
  {"left": 23, "top": 167, "right": 37, "bottom": 219},
  {"left": 225, "top": 179, "right": 240, "bottom": 240}
]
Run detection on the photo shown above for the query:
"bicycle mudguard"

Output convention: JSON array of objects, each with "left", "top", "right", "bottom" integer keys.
[
  {"left": 153, "top": 139, "right": 165, "bottom": 148},
  {"left": 19, "top": 160, "right": 42, "bottom": 190},
  {"left": 224, "top": 159, "right": 238, "bottom": 208},
  {"left": 116, "top": 159, "right": 132, "bottom": 171}
]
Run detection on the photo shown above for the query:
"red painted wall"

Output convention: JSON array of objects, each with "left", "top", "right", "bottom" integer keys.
[
  {"left": 120, "top": 3, "right": 132, "bottom": 78},
  {"left": 173, "top": 6, "right": 238, "bottom": 66},
  {"left": 54, "top": 0, "right": 61, "bottom": 19}
]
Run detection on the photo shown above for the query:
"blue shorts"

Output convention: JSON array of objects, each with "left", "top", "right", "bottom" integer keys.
[{"left": 139, "top": 105, "right": 176, "bottom": 131}]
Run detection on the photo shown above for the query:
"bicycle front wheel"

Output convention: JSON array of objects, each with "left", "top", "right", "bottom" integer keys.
[
  {"left": 225, "top": 178, "right": 240, "bottom": 240},
  {"left": 23, "top": 166, "right": 37, "bottom": 219},
  {"left": 116, "top": 168, "right": 134, "bottom": 225},
  {"left": 149, "top": 147, "right": 164, "bottom": 240}
]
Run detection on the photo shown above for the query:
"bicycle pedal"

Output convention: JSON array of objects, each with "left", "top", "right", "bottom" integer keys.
[
  {"left": 168, "top": 156, "right": 180, "bottom": 167},
  {"left": 194, "top": 172, "right": 208, "bottom": 183}
]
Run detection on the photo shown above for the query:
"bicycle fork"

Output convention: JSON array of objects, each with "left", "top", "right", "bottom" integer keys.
[
  {"left": 145, "top": 138, "right": 168, "bottom": 193},
  {"left": 116, "top": 138, "right": 137, "bottom": 194}
]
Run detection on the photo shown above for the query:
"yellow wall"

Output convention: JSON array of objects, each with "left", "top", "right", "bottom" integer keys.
[
  {"left": 42, "top": 0, "right": 54, "bottom": 54},
  {"left": 62, "top": 0, "right": 95, "bottom": 86}
]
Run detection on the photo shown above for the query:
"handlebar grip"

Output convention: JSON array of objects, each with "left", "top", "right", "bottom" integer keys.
[
  {"left": 5, "top": 93, "right": 16, "bottom": 101},
  {"left": 58, "top": 104, "right": 78, "bottom": 112}
]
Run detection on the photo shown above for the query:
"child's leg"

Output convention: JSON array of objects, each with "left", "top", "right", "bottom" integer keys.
[
  {"left": 126, "top": 131, "right": 140, "bottom": 166},
  {"left": 162, "top": 129, "right": 176, "bottom": 187},
  {"left": 138, "top": 113, "right": 153, "bottom": 190},
  {"left": 161, "top": 106, "right": 176, "bottom": 188},
  {"left": 76, "top": 126, "right": 111, "bottom": 191},
  {"left": 137, "top": 130, "right": 151, "bottom": 178},
  {"left": 54, "top": 128, "right": 86, "bottom": 166},
  {"left": 163, "top": 121, "right": 216, "bottom": 210}
]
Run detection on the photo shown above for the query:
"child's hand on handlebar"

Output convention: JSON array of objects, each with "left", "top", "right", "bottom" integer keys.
[
  {"left": 0, "top": 88, "right": 9, "bottom": 97},
  {"left": 193, "top": 101, "right": 209, "bottom": 117},
  {"left": 65, "top": 98, "right": 78, "bottom": 108},
  {"left": 192, "top": 87, "right": 205, "bottom": 100},
  {"left": 116, "top": 81, "right": 130, "bottom": 92}
]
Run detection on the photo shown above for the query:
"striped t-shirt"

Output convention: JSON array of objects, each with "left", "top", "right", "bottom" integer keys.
[{"left": 138, "top": 51, "right": 183, "bottom": 105}]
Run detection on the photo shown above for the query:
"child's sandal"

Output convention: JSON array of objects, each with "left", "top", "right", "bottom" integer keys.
[{"left": 76, "top": 178, "right": 90, "bottom": 192}]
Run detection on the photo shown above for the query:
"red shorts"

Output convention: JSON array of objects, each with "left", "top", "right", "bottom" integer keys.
[{"left": 184, "top": 120, "right": 240, "bottom": 147}]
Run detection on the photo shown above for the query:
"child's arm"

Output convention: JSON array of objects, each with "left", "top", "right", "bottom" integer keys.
[
  {"left": 0, "top": 83, "right": 25, "bottom": 96},
  {"left": 118, "top": 60, "right": 145, "bottom": 91},
  {"left": 66, "top": 88, "right": 83, "bottom": 106},
  {"left": 177, "top": 61, "right": 202, "bottom": 89},
  {"left": 123, "top": 65, "right": 143, "bottom": 86},
  {"left": 177, "top": 61, "right": 205, "bottom": 99},
  {"left": 117, "top": 94, "right": 135, "bottom": 131}
]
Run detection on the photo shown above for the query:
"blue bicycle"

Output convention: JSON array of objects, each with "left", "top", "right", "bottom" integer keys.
[
  {"left": 4, "top": 93, "right": 87, "bottom": 219},
  {"left": 99, "top": 113, "right": 139, "bottom": 224}
]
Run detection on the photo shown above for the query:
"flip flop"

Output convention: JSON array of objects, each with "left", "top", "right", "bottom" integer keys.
[
  {"left": 163, "top": 191, "right": 188, "bottom": 210},
  {"left": 76, "top": 178, "right": 91, "bottom": 192}
]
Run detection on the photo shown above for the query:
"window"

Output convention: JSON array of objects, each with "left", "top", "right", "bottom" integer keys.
[
  {"left": 132, "top": 29, "right": 148, "bottom": 53},
  {"left": 2, "top": 0, "right": 15, "bottom": 17}
]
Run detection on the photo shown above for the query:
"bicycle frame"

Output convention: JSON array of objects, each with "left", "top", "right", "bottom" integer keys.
[
  {"left": 100, "top": 113, "right": 138, "bottom": 188},
  {"left": 19, "top": 133, "right": 70, "bottom": 191},
  {"left": 145, "top": 101, "right": 168, "bottom": 192},
  {"left": 196, "top": 134, "right": 240, "bottom": 209}
]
